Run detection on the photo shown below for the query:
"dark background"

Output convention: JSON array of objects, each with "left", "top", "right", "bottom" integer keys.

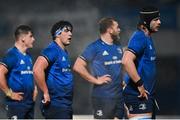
[{"left": 0, "top": 0, "right": 180, "bottom": 118}]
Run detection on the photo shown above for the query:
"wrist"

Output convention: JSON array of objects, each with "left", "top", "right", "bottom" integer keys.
[
  {"left": 5, "top": 88, "right": 13, "bottom": 98},
  {"left": 135, "top": 79, "right": 143, "bottom": 87},
  {"left": 43, "top": 90, "right": 49, "bottom": 95}
]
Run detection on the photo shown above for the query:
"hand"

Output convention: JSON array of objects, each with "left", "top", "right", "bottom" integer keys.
[
  {"left": 137, "top": 85, "right": 149, "bottom": 100},
  {"left": 33, "top": 86, "right": 38, "bottom": 101},
  {"left": 10, "top": 92, "right": 24, "bottom": 101},
  {"left": 96, "top": 74, "right": 112, "bottom": 85},
  {"left": 42, "top": 92, "right": 50, "bottom": 105}
]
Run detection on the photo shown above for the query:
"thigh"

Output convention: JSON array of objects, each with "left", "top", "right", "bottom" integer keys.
[
  {"left": 114, "top": 97, "right": 125, "bottom": 119},
  {"left": 40, "top": 103, "right": 72, "bottom": 119},
  {"left": 25, "top": 105, "right": 35, "bottom": 119},
  {"left": 92, "top": 97, "right": 116, "bottom": 119}
]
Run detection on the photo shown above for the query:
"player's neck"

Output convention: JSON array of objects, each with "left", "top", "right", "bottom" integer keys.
[
  {"left": 15, "top": 42, "right": 27, "bottom": 55},
  {"left": 54, "top": 39, "right": 65, "bottom": 50},
  {"left": 100, "top": 34, "right": 113, "bottom": 45},
  {"left": 140, "top": 26, "right": 151, "bottom": 36}
]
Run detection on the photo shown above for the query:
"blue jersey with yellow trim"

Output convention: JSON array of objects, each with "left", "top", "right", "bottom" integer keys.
[
  {"left": 0, "top": 47, "right": 34, "bottom": 105},
  {"left": 41, "top": 41, "right": 73, "bottom": 108},
  {"left": 124, "top": 30, "right": 157, "bottom": 97},
  {"left": 80, "top": 39, "right": 123, "bottom": 98}
]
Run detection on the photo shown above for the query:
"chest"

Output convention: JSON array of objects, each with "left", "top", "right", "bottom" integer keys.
[
  {"left": 94, "top": 46, "right": 123, "bottom": 64},
  {"left": 55, "top": 52, "right": 71, "bottom": 69},
  {"left": 143, "top": 40, "right": 156, "bottom": 61},
  {"left": 16, "top": 56, "right": 33, "bottom": 71}
]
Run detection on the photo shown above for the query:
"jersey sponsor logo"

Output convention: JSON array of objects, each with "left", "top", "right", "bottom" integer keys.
[
  {"left": 96, "top": 110, "right": 103, "bottom": 116},
  {"left": 62, "top": 68, "right": 71, "bottom": 72},
  {"left": 21, "top": 70, "right": 33, "bottom": 75},
  {"left": 20, "top": 60, "right": 25, "bottom": 64},
  {"left": 139, "top": 103, "right": 147, "bottom": 110},
  {"left": 62, "top": 56, "right": 66, "bottom": 61},
  {"left": 102, "top": 50, "right": 109, "bottom": 56},
  {"left": 21, "top": 66, "right": 33, "bottom": 74},
  {"left": 104, "top": 60, "right": 121, "bottom": 65}
]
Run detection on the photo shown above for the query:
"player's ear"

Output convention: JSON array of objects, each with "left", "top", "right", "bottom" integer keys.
[
  {"left": 107, "top": 27, "right": 112, "bottom": 34},
  {"left": 22, "top": 38, "right": 25, "bottom": 42},
  {"left": 20, "top": 35, "right": 25, "bottom": 42}
]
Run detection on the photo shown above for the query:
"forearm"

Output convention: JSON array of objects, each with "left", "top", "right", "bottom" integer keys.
[
  {"left": 0, "top": 66, "right": 11, "bottom": 95},
  {"left": 76, "top": 66, "right": 98, "bottom": 84},
  {"left": 73, "top": 58, "right": 99, "bottom": 84},
  {"left": 0, "top": 76, "right": 11, "bottom": 94}
]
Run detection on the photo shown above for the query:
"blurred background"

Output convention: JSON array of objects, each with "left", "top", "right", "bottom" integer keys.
[{"left": 0, "top": 0, "right": 180, "bottom": 118}]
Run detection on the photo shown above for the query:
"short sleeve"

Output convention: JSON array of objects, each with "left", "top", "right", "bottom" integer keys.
[
  {"left": 80, "top": 44, "right": 96, "bottom": 62},
  {"left": 128, "top": 34, "right": 146, "bottom": 57},
  {"left": 0, "top": 52, "right": 18, "bottom": 70},
  {"left": 41, "top": 48, "right": 58, "bottom": 64}
]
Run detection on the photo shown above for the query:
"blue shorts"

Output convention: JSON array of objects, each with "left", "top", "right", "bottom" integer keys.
[
  {"left": 92, "top": 97, "right": 125, "bottom": 119},
  {"left": 6, "top": 103, "right": 34, "bottom": 119},
  {"left": 40, "top": 102, "right": 72, "bottom": 119},
  {"left": 124, "top": 94, "right": 156, "bottom": 114}
]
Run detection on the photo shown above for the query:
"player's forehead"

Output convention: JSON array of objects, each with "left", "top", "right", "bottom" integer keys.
[
  {"left": 25, "top": 31, "right": 33, "bottom": 36},
  {"left": 20, "top": 31, "right": 33, "bottom": 38}
]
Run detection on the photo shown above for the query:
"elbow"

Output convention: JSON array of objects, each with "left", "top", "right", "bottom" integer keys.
[
  {"left": 33, "top": 66, "right": 37, "bottom": 74},
  {"left": 73, "top": 63, "right": 79, "bottom": 73},
  {"left": 122, "top": 58, "right": 128, "bottom": 66},
  {"left": 33, "top": 65, "right": 40, "bottom": 78}
]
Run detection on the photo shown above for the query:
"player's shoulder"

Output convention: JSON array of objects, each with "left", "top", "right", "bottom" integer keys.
[
  {"left": 87, "top": 39, "right": 103, "bottom": 48},
  {"left": 1, "top": 47, "right": 19, "bottom": 67},
  {"left": 5, "top": 47, "right": 18, "bottom": 57},
  {"left": 43, "top": 41, "right": 58, "bottom": 52},
  {"left": 132, "top": 30, "right": 146, "bottom": 38},
  {"left": 130, "top": 30, "right": 147, "bottom": 43}
]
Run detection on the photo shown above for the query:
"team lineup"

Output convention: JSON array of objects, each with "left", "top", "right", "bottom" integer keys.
[{"left": 0, "top": 6, "right": 161, "bottom": 119}]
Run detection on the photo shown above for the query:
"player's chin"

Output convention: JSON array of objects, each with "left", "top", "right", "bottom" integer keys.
[
  {"left": 152, "top": 28, "right": 159, "bottom": 33},
  {"left": 156, "top": 26, "right": 160, "bottom": 31},
  {"left": 28, "top": 44, "right": 33, "bottom": 48},
  {"left": 65, "top": 42, "right": 71, "bottom": 46},
  {"left": 154, "top": 28, "right": 159, "bottom": 32}
]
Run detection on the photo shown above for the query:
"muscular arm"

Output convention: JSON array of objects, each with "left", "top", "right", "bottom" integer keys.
[
  {"left": 0, "top": 64, "right": 23, "bottom": 101},
  {"left": 73, "top": 57, "right": 111, "bottom": 85},
  {"left": 0, "top": 64, "right": 10, "bottom": 94},
  {"left": 122, "top": 50, "right": 148, "bottom": 99},
  {"left": 33, "top": 56, "right": 49, "bottom": 94},
  {"left": 33, "top": 56, "right": 50, "bottom": 103},
  {"left": 122, "top": 51, "right": 140, "bottom": 82}
]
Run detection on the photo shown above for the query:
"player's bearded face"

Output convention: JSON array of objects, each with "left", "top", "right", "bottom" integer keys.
[
  {"left": 110, "top": 21, "right": 120, "bottom": 41},
  {"left": 110, "top": 30, "right": 120, "bottom": 41}
]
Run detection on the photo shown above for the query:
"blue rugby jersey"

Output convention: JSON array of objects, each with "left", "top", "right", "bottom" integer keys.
[
  {"left": 80, "top": 39, "right": 123, "bottom": 98},
  {"left": 41, "top": 41, "right": 73, "bottom": 108},
  {"left": 0, "top": 47, "right": 34, "bottom": 105},
  {"left": 124, "top": 30, "right": 157, "bottom": 97}
]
